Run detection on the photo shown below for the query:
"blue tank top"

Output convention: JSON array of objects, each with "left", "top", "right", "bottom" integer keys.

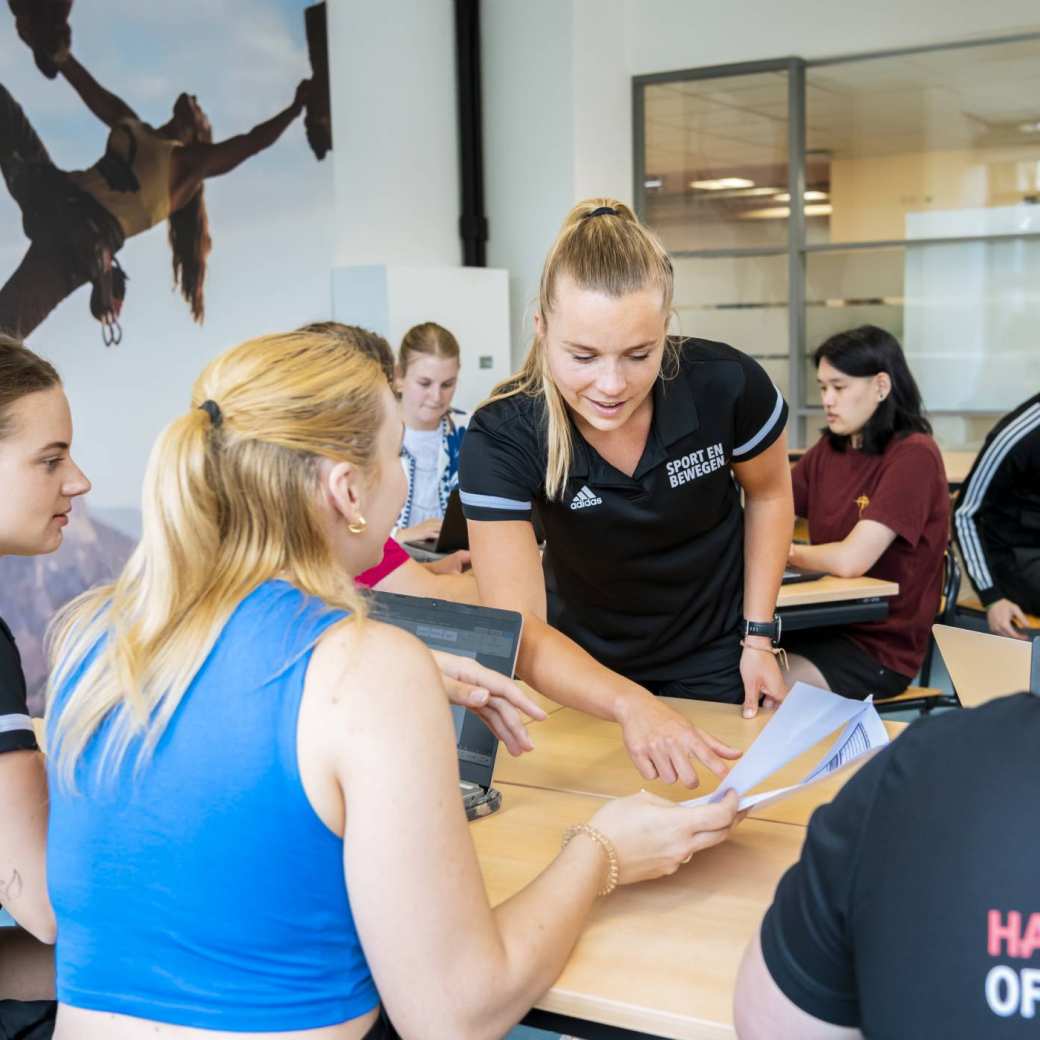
[{"left": 47, "top": 580, "right": 379, "bottom": 1031}]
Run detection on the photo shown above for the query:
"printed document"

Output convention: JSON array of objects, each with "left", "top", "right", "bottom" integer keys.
[{"left": 682, "top": 681, "right": 889, "bottom": 812}]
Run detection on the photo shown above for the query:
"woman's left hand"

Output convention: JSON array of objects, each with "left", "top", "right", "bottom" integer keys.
[
  {"left": 431, "top": 650, "right": 548, "bottom": 756},
  {"left": 739, "top": 640, "right": 788, "bottom": 719}
]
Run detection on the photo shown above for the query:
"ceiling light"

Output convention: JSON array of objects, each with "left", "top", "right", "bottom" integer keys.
[
  {"left": 774, "top": 190, "right": 830, "bottom": 202},
  {"left": 689, "top": 177, "right": 755, "bottom": 190},
  {"left": 742, "top": 203, "right": 833, "bottom": 220},
  {"left": 644, "top": 177, "right": 663, "bottom": 189}
]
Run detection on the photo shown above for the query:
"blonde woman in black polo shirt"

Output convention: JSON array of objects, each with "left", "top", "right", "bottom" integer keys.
[
  {"left": 0, "top": 336, "right": 89, "bottom": 1028},
  {"left": 460, "top": 199, "right": 794, "bottom": 788}
]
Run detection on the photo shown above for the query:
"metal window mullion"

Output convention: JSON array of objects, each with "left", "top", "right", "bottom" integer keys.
[
  {"left": 805, "top": 231, "right": 1040, "bottom": 253},
  {"left": 808, "top": 29, "right": 1040, "bottom": 69},
  {"left": 787, "top": 59, "right": 806, "bottom": 448},
  {"left": 632, "top": 79, "right": 647, "bottom": 220}
]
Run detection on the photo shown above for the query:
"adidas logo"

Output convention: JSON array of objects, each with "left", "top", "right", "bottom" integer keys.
[{"left": 569, "top": 485, "right": 603, "bottom": 510}]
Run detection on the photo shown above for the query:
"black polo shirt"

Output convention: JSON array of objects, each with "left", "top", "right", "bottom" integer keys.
[
  {"left": 0, "top": 616, "right": 37, "bottom": 754},
  {"left": 459, "top": 338, "right": 788, "bottom": 682},
  {"left": 761, "top": 692, "right": 1040, "bottom": 1037}
]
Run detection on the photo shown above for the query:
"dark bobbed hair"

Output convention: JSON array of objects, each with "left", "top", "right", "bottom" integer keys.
[
  {"left": 814, "top": 325, "right": 931, "bottom": 454},
  {"left": 0, "top": 333, "right": 61, "bottom": 440}
]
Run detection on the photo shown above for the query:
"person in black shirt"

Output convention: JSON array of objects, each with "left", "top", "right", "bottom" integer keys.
[
  {"left": 735, "top": 691, "right": 1040, "bottom": 1038},
  {"left": 954, "top": 391, "right": 1040, "bottom": 639},
  {"left": 0, "top": 335, "right": 89, "bottom": 1023},
  {"left": 460, "top": 199, "right": 794, "bottom": 788}
]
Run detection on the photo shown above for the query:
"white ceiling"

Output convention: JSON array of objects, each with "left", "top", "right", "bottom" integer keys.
[{"left": 644, "top": 38, "right": 1040, "bottom": 188}]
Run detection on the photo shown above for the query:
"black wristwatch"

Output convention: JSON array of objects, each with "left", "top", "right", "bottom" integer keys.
[{"left": 742, "top": 616, "right": 782, "bottom": 644}]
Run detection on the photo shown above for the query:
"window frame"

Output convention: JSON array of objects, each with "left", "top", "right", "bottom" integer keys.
[{"left": 633, "top": 33, "right": 1040, "bottom": 446}]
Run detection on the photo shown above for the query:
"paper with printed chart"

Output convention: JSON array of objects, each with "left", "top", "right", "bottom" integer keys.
[{"left": 682, "top": 681, "right": 890, "bottom": 812}]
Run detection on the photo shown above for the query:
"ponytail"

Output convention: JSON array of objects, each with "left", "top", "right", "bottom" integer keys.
[
  {"left": 47, "top": 329, "right": 388, "bottom": 786},
  {"left": 481, "top": 197, "right": 677, "bottom": 499}
]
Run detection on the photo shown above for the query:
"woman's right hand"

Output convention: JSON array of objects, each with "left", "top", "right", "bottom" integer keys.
[
  {"left": 586, "top": 789, "right": 741, "bottom": 886},
  {"left": 398, "top": 518, "right": 442, "bottom": 543},
  {"left": 292, "top": 78, "right": 312, "bottom": 115}
]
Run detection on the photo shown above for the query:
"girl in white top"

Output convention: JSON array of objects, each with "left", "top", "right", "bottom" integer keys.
[{"left": 394, "top": 323, "right": 470, "bottom": 545}]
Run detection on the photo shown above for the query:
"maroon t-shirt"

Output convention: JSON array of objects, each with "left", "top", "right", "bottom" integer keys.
[{"left": 792, "top": 432, "right": 950, "bottom": 677}]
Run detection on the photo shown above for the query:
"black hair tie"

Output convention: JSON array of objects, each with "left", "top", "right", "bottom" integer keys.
[
  {"left": 199, "top": 399, "right": 223, "bottom": 427},
  {"left": 583, "top": 206, "right": 619, "bottom": 220}
]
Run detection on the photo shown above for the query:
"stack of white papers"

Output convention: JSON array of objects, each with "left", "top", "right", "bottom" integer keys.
[{"left": 682, "top": 681, "right": 889, "bottom": 812}]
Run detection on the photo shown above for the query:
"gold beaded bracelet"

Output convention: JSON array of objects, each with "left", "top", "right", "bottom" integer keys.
[{"left": 561, "top": 823, "right": 620, "bottom": 896}]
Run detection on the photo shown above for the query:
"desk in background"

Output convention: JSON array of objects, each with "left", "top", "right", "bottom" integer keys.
[
  {"left": 475, "top": 783, "right": 806, "bottom": 1040},
  {"left": 777, "top": 575, "right": 898, "bottom": 631},
  {"left": 500, "top": 697, "right": 904, "bottom": 828},
  {"left": 942, "top": 450, "right": 976, "bottom": 491}
]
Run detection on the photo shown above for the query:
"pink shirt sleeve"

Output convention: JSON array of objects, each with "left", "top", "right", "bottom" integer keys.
[{"left": 355, "top": 538, "right": 410, "bottom": 589}]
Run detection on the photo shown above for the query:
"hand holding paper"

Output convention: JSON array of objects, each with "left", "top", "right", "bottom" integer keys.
[{"left": 682, "top": 682, "right": 890, "bottom": 812}]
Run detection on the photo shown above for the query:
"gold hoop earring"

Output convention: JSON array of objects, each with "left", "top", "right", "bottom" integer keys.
[{"left": 347, "top": 515, "right": 367, "bottom": 535}]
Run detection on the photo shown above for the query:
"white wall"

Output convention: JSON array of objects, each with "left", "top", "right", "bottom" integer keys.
[
  {"left": 482, "top": 0, "right": 632, "bottom": 363},
  {"left": 623, "top": 0, "right": 1040, "bottom": 73},
  {"left": 482, "top": 0, "right": 576, "bottom": 359},
  {"left": 331, "top": 265, "right": 512, "bottom": 410},
  {"left": 328, "top": 0, "right": 461, "bottom": 266}
]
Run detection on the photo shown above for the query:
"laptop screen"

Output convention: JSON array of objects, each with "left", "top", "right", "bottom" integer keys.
[{"left": 365, "top": 591, "right": 524, "bottom": 787}]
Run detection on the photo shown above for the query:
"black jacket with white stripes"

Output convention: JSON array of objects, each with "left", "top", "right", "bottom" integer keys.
[{"left": 953, "top": 392, "right": 1040, "bottom": 610}]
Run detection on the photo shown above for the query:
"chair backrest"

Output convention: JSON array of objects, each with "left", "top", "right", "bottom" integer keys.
[{"left": 937, "top": 545, "right": 961, "bottom": 623}]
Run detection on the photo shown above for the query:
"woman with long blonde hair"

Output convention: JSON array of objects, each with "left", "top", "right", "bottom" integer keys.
[
  {"left": 460, "top": 198, "right": 795, "bottom": 788},
  {"left": 43, "top": 326, "right": 739, "bottom": 1040}
]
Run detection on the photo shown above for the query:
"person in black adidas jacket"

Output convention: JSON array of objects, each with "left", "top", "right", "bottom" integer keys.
[{"left": 954, "top": 391, "right": 1040, "bottom": 638}]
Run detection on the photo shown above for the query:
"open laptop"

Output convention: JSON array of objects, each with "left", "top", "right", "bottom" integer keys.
[
  {"left": 933, "top": 624, "right": 1040, "bottom": 707},
  {"left": 365, "top": 590, "right": 524, "bottom": 818},
  {"left": 405, "top": 488, "right": 546, "bottom": 557},
  {"left": 781, "top": 566, "right": 826, "bottom": 585}
]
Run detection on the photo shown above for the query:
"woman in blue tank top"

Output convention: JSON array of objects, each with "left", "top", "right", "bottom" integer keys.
[{"left": 44, "top": 327, "right": 740, "bottom": 1040}]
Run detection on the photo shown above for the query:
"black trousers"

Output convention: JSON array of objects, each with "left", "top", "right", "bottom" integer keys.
[
  {"left": 0, "top": 1001, "right": 55, "bottom": 1040},
  {"left": 361, "top": 1008, "right": 400, "bottom": 1039},
  {"left": 641, "top": 628, "right": 744, "bottom": 704}
]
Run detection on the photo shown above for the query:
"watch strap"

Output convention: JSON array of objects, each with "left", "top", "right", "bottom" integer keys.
[{"left": 743, "top": 616, "right": 782, "bottom": 643}]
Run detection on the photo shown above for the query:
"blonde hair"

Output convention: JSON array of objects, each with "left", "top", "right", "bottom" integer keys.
[
  {"left": 398, "top": 322, "right": 460, "bottom": 376},
  {"left": 46, "top": 329, "right": 388, "bottom": 786},
  {"left": 482, "top": 198, "right": 677, "bottom": 499}
]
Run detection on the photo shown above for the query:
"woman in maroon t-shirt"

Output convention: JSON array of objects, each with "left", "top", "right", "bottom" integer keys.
[{"left": 784, "top": 326, "right": 949, "bottom": 699}]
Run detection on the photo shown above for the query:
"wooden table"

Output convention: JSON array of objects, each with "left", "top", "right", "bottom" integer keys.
[
  {"left": 500, "top": 698, "right": 904, "bottom": 828},
  {"left": 474, "top": 783, "right": 807, "bottom": 1039},
  {"left": 943, "top": 450, "right": 976, "bottom": 489},
  {"left": 777, "top": 574, "right": 899, "bottom": 631}
]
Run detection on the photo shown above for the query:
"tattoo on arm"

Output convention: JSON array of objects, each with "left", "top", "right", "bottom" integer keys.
[{"left": 0, "top": 868, "right": 23, "bottom": 903}]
